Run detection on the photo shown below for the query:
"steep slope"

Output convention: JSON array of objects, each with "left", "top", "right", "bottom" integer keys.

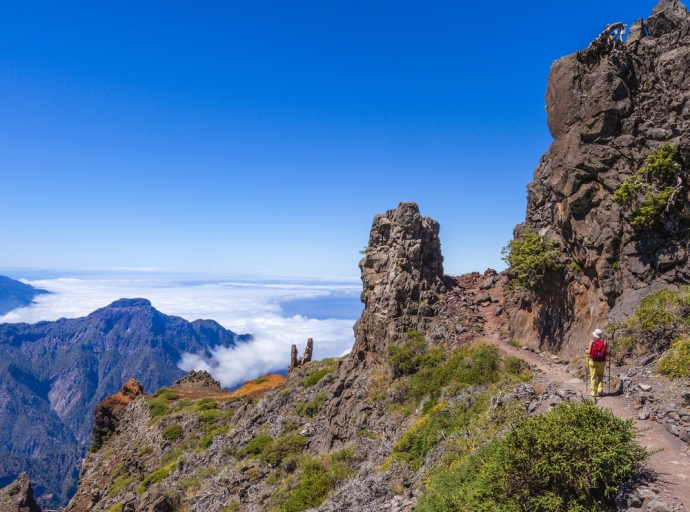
[
  {"left": 0, "top": 276, "right": 49, "bottom": 316},
  {"left": 0, "top": 298, "right": 250, "bottom": 508},
  {"left": 508, "top": 0, "right": 690, "bottom": 354}
]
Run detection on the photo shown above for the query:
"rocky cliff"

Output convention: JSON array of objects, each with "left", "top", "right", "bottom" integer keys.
[
  {"left": 0, "top": 473, "right": 41, "bottom": 512},
  {"left": 509, "top": 0, "right": 690, "bottom": 354},
  {"left": 0, "top": 299, "right": 250, "bottom": 508},
  {"left": 352, "top": 202, "right": 446, "bottom": 361}
]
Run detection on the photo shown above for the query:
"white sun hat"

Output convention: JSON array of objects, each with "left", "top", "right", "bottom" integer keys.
[{"left": 592, "top": 329, "right": 603, "bottom": 339}]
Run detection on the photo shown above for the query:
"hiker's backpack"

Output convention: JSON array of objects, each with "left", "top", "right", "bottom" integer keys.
[{"left": 590, "top": 338, "right": 607, "bottom": 362}]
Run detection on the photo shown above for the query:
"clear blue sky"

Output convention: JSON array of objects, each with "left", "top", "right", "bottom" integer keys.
[{"left": 0, "top": 1, "right": 658, "bottom": 277}]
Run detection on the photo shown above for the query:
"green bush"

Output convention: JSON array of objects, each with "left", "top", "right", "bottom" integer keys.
[
  {"left": 388, "top": 330, "right": 444, "bottom": 377},
  {"left": 392, "top": 394, "right": 491, "bottom": 469},
  {"left": 417, "top": 400, "right": 648, "bottom": 512},
  {"left": 137, "top": 445, "right": 153, "bottom": 457},
  {"left": 613, "top": 144, "right": 682, "bottom": 229},
  {"left": 237, "top": 434, "right": 273, "bottom": 459},
  {"left": 304, "top": 367, "right": 336, "bottom": 387},
  {"left": 503, "top": 355, "right": 529, "bottom": 376},
  {"left": 197, "top": 409, "right": 219, "bottom": 430},
  {"left": 569, "top": 261, "right": 583, "bottom": 273},
  {"left": 261, "top": 433, "right": 307, "bottom": 466},
  {"left": 109, "top": 475, "right": 136, "bottom": 497},
  {"left": 282, "top": 457, "right": 353, "bottom": 512},
  {"left": 147, "top": 398, "right": 170, "bottom": 420},
  {"left": 107, "top": 504, "right": 124, "bottom": 512},
  {"left": 296, "top": 392, "right": 328, "bottom": 418},
  {"left": 153, "top": 387, "right": 179, "bottom": 400},
  {"left": 608, "top": 286, "right": 690, "bottom": 357},
  {"left": 136, "top": 465, "right": 173, "bottom": 495},
  {"left": 192, "top": 398, "right": 218, "bottom": 412},
  {"left": 161, "top": 423, "right": 183, "bottom": 441},
  {"left": 199, "top": 426, "right": 229, "bottom": 450},
  {"left": 502, "top": 226, "right": 561, "bottom": 290},
  {"left": 657, "top": 336, "right": 690, "bottom": 378},
  {"left": 398, "top": 342, "right": 501, "bottom": 408}
]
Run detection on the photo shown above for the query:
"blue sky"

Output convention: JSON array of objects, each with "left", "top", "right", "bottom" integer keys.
[{"left": 0, "top": 1, "right": 659, "bottom": 277}]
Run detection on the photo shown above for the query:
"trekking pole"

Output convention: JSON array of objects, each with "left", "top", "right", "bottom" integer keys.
[
  {"left": 585, "top": 353, "right": 589, "bottom": 396},
  {"left": 607, "top": 349, "right": 611, "bottom": 396}
]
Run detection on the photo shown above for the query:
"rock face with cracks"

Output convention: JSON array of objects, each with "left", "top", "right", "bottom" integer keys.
[
  {"left": 91, "top": 378, "right": 144, "bottom": 450},
  {"left": 352, "top": 201, "right": 446, "bottom": 361},
  {"left": 510, "top": 0, "right": 690, "bottom": 354},
  {"left": 0, "top": 473, "right": 41, "bottom": 512}
]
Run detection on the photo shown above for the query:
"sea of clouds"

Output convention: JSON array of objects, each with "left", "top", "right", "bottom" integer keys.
[{"left": 0, "top": 271, "right": 361, "bottom": 388}]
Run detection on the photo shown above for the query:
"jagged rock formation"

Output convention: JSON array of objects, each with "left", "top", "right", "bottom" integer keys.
[
  {"left": 352, "top": 202, "right": 446, "bottom": 361},
  {"left": 172, "top": 370, "right": 223, "bottom": 391},
  {"left": 0, "top": 298, "right": 250, "bottom": 508},
  {"left": 289, "top": 338, "right": 313, "bottom": 371},
  {"left": 91, "top": 378, "right": 144, "bottom": 450},
  {"left": 510, "top": 0, "right": 690, "bottom": 354},
  {"left": 0, "top": 473, "right": 41, "bottom": 512}
]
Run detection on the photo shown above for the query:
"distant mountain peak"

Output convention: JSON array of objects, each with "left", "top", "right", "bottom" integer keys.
[{"left": 107, "top": 298, "right": 152, "bottom": 308}]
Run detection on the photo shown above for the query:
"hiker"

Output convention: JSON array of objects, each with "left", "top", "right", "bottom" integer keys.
[{"left": 586, "top": 329, "right": 607, "bottom": 397}]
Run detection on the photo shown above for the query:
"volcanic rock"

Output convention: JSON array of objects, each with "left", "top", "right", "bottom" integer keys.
[
  {"left": 91, "top": 378, "right": 144, "bottom": 450},
  {"left": 289, "top": 338, "right": 314, "bottom": 371},
  {"left": 509, "top": 1, "right": 690, "bottom": 354},
  {"left": 0, "top": 473, "right": 41, "bottom": 512},
  {"left": 352, "top": 202, "right": 445, "bottom": 361},
  {"left": 172, "top": 370, "right": 223, "bottom": 391}
]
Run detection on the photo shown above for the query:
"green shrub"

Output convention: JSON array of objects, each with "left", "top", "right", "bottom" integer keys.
[
  {"left": 502, "top": 226, "right": 561, "bottom": 290},
  {"left": 614, "top": 144, "right": 683, "bottom": 229},
  {"left": 147, "top": 398, "right": 170, "bottom": 420},
  {"left": 399, "top": 342, "right": 501, "bottom": 408},
  {"left": 508, "top": 339, "right": 521, "bottom": 348},
  {"left": 503, "top": 355, "right": 529, "bottom": 376},
  {"left": 161, "top": 447, "right": 185, "bottom": 465},
  {"left": 153, "top": 387, "right": 179, "bottom": 400},
  {"left": 237, "top": 434, "right": 273, "bottom": 459},
  {"left": 304, "top": 367, "right": 336, "bottom": 387},
  {"left": 107, "top": 504, "right": 124, "bottom": 512},
  {"left": 136, "top": 465, "right": 173, "bottom": 495},
  {"left": 608, "top": 286, "right": 690, "bottom": 357},
  {"left": 109, "top": 475, "right": 136, "bottom": 497},
  {"left": 282, "top": 457, "right": 353, "bottom": 512},
  {"left": 417, "top": 400, "right": 648, "bottom": 512},
  {"left": 261, "top": 433, "right": 307, "bottom": 466},
  {"left": 199, "top": 426, "right": 229, "bottom": 450},
  {"left": 161, "top": 423, "right": 183, "bottom": 441},
  {"left": 197, "top": 409, "right": 219, "bottom": 430},
  {"left": 392, "top": 395, "right": 489, "bottom": 469},
  {"left": 657, "top": 336, "right": 690, "bottom": 378},
  {"left": 137, "top": 445, "right": 153, "bottom": 457},
  {"left": 192, "top": 398, "right": 218, "bottom": 412},
  {"left": 296, "top": 392, "right": 328, "bottom": 418},
  {"left": 569, "top": 261, "right": 583, "bottom": 273},
  {"left": 388, "top": 330, "right": 443, "bottom": 377}
]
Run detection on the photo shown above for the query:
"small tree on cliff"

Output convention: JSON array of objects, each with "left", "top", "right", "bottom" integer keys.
[
  {"left": 613, "top": 144, "right": 684, "bottom": 230},
  {"left": 502, "top": 226, "right": 561, "bottom": 291}
]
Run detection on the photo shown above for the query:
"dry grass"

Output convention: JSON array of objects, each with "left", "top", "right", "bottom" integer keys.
[{"left": 228, "top": 374, "right": 287, "bottom": 400}]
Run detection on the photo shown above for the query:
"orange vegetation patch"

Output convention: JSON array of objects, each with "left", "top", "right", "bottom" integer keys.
[{"left": 229, "top": 374, "right": 287, "bottom": 400}]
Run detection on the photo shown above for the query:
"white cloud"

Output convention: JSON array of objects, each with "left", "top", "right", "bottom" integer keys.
[{"left": 0, "top": 272, "right": 360, "bottom": 388}]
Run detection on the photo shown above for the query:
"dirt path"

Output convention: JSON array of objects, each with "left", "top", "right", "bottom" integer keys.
[{"left": 473, "top": 286, "right": 690, "bottom": 509}]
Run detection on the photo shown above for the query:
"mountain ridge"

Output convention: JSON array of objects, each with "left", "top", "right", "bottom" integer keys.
[{"left": 0, "top": 298, "right": 251, "bottom": 508}]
